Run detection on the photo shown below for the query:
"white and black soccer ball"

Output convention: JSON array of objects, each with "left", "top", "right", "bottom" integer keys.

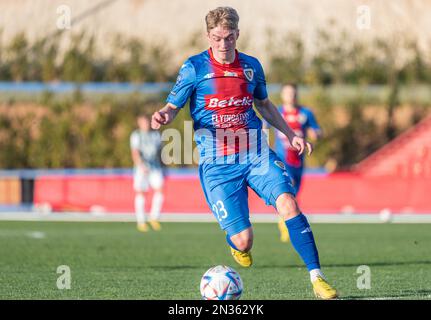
[{"left": 200, "top": 265, "right": 243, "bottom": 300}]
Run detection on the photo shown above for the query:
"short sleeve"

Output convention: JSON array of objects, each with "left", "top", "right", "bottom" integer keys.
[
  {"left": 166, "top": 59, "right": 196, "bottom": 108},
  {"left": 305, "top": 109, "right": 321, "bottom": 131},
  {"left": 130, "top": 132, "right": 139, "bottom": 149},
  {"left": 253, "top": 59, "right": 268, "bottom": 100}
]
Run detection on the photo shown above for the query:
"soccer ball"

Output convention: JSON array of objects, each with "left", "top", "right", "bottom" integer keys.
[{"left": 200, "top": 265, "right": 243, "bottom": 300}]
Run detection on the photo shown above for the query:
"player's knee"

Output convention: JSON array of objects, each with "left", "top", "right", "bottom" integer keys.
[
  {"left": 231, "top": 233, "right": 253, "bottom": 252},
  {"left": 276, "top": 193, "right": 301, "bottom": 220},
  {"left": 234, "top": 237, "right": 253, "bottom": 252}
]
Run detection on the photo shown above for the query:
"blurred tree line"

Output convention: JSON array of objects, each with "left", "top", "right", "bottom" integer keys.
[
  {"left": 0, "top": 93, "right": 168, "bottom": 168},
  {"left": 1, "top": 29, "right": 430, "bottom": 84},
  {"left": 0, "top": 31, "right": 174, "bottom": 82},
  {"left": 0, "top": 90, "right": 428, "bottom": 170},
  {"left": 0, "top": 28, "right": 430, "bottom": 169},
  {"left": 266, "top": 27, "right": 431, "bottom": 85}
]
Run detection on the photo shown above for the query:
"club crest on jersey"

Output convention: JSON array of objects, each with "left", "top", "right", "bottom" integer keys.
[{"left": 243, "top": 68, "right": 254, "bottom": 81}]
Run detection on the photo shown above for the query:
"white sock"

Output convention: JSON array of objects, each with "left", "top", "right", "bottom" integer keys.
[
  {"left": 150, "top": 191, "right": 163, "bottom": 221},
  {"left": 310, "top": 268, "right": 326, "bottom": 282},
  {"left": 135, "top": 194, "right": 146, "bottom": 224}
]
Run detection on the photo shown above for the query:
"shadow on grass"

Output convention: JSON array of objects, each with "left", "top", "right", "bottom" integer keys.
[
  {"left": 254, "top": 260, "right": 431, "bottom": 269},
  {"left": 340, "top": 289, "right": 431, "bottom": 300},
  {"left": 115, "top": 260, "right": 431, "bottom": 271}
]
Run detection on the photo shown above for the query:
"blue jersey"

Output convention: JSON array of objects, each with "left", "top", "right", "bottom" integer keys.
[
  {"left": 274, "top": 105, "right": 321, "bottom": 169},
  {"left": 166, "top": 48, "right": 268, "bottom": 161},
  {"left": 166, "top": 49, "right": 295, "bottom": 236}
]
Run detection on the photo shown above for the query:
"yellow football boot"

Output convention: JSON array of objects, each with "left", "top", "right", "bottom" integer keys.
[
  {"left": 230, "top": 247, "right": 253, "bottom": 267},
  {"left": 312, "top": 276, "right": 338, "bottom": 299},
  {"left": 149, "top": 220, "right": 162, "bottom": 231},
  {"left": 278, "top": 218, "right": 290, "bottom": 243},
  {"left": 137, "top": 223, "right": 149, "bottom": 232}
]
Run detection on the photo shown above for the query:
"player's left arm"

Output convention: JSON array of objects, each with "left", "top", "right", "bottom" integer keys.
[
  {"left": 255, "top": 98, "right": 313, "bottom": 156},
  {"left": 252, "top": 58, "right": 312, "bottom": 155},
  {"left": 306, "top": 110, "right": 322, "bottom": 141},
  {"left": 307, "top": 128, "right": 321, "bottom": 141}
]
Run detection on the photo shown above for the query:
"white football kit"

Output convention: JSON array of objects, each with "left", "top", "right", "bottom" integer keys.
[{"left": 130, "top": 129, "right": 164, "bottom": 192}]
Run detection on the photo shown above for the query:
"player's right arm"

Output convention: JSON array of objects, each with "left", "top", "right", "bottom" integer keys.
[
  {"left": 251, "top": 57, "right": 312, "bottom": 156},
  {"left": 151, "top": 103, "right": 180, "bottom": 129},
  {"left": 151, "top": 59, "right": 196, "bottom": 130},
  {"left": 255, "top": 98, "right": 313, "bottom": 156},
  {"left": 305, "top": 109, "right": 322, "bottom": 141}
]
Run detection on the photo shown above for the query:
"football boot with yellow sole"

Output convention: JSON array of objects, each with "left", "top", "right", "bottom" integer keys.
[
  {"left": 312, "top": 276, "right": 338, "bottom": 299},
  {"left": 230, "top": 247, "right": 253, "bottom": 267}
]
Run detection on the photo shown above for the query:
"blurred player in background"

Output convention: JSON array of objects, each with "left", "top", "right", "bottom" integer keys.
[
  {"left": 274, "top": 84, "right": 322, "bottom": 242},
  {"left": 130, "top": 114, "right": 164, "bottom": 232},
  {"left": 151, "top": 7, "right": 337, "bottom": 299}
]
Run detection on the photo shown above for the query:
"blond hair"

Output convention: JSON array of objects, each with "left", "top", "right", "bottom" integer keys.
[{"left": 205, "top": 7, "right": 239, "bottom": 32}]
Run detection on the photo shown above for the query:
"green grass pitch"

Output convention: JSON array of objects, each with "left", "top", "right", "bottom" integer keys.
[{"left": 0, "top": 221, "right": 430, "bottom": 299}]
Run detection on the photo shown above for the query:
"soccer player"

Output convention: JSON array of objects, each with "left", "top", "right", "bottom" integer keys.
[
  {"left": 274, "top": 84, "right": 322, "bottom": 242},
  {"left": 151, "top": 7, "right": 337, "bottom": 299},
  {"left": 130, "top": 113, "right": 164, "bottom": 232}
]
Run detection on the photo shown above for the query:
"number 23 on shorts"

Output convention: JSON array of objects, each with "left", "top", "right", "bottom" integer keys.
[{"left": 212, "top": 200, "right": 228, "bottom": 221}]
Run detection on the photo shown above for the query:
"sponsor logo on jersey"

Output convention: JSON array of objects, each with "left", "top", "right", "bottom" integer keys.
[
  {"left": 223, "top": 71, "right": 238, "bottom": 77},
  {"left": 243, "top": 68, "right": 254, "bottom": 81},
  {"left": 211, "top": 112, "right": 251, "bottom": 128},
  {"left": 206, "top": 95, "right": 253, "bottom": 109}
]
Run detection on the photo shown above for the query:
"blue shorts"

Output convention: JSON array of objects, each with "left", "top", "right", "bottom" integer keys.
[
  {"left": 199, "top": 149, "right": 296, "bottom": 237},
  {"left": 285, "top": 165, "right": 304, "bottom": 194}
]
